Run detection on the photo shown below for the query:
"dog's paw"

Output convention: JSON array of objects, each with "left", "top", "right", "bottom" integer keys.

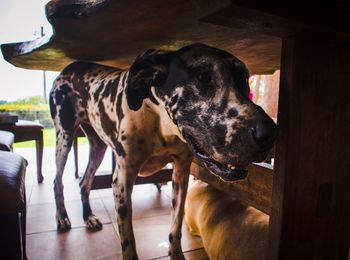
[
  {"left": 56, "top": 216, "right": 72, "bottom": 232},
  {"left": 169, "top": 250, "right": 185, "bottom": 260},
  {"left": 85, "top": 215, "right": 103, "bottom": 230}
]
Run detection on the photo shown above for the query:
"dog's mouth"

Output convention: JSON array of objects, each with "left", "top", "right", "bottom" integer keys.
[{"left": 183, "top": 132, "right": 248, "bottom": 181}]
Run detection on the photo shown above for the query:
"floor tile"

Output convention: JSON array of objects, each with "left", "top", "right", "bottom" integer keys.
[
  {"left": 129, "top": 214, "right": 203, "bottom": 259},
  {"left": 156, "top": 248, "right": 209, "bottom": 260},
  {"left": 183, "top": 248, "right": 210, "bottom": 260},
  {"left": 27, "top": 198, "right": 111, "bottom": 234},
  {"left": 29, "top": 180, "right": 100, "bottom": 205},
  {"left": 26, "top": 224, "right": 122, "bottom": 260},
  {"left": 18, "top": 146, "right": 207, "bottom": 259},
  {"left": 102, "top": 184, "right": 172, "bottom": 221}
]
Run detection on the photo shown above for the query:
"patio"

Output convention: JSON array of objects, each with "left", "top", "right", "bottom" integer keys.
[{"left": 17, "top": 144, "right": 208, "bottom": 259}]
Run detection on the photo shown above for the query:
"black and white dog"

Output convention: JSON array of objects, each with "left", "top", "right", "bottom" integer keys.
[{"left": 49, "top": 43, "right": 276, "bottom": 259}]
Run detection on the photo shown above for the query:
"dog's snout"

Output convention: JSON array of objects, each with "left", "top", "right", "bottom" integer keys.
[{"left": 250, "top": 120, "right": 276, "bottom": 148}]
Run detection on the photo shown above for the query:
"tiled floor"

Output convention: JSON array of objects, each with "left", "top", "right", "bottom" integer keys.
[{"left": 16, "top": 145, "right": 209, "bottom": 260}]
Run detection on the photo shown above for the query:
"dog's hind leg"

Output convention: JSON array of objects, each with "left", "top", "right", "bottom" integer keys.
[
  {"left": 79, "top": 123, "right": 107, "bottom": 230},
  {"left": 54, "top": 128, "right": 75, "bottom": 232},
  {"left": 168, "top": 152, "right": 192, "bottom": 260}
]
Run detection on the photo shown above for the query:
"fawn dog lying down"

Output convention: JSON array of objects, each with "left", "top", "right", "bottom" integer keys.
[{"left": 185, "top": 180, "right": 269, "bottom": 260}]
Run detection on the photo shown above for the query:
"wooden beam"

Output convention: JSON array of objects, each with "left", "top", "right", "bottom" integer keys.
[
  {"left": 190, "top": 162, "right": 273, "bottom": 215},
  {"left": 91, "top": 169, "right": 173, "bottom": 190},
  {"left": 201, "top": 1, "right": 350, "bottom": 40},
  {"left": 268, "top": 36, "right": 350, "bottom": 260}
]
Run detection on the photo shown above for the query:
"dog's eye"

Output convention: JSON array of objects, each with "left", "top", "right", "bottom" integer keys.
[{"left": 196, "top": 72, "right": 212, "bottom": 83}]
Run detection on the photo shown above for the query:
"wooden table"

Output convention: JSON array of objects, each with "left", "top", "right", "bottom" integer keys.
[
  {"left": 1, "top": 1, "right": 349, "bottom": 258},
  {"left": 0, "top": 120, "right": 44, "bottom": 183}
]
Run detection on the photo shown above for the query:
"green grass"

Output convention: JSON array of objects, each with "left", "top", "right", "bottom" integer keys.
[{"left": 13, "top": 128, "right": 88, "bottom": 148}]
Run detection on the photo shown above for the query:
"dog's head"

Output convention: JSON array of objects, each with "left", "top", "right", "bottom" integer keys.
[{"left": 127, "top": 43, "right": 276, "bottom": 181}]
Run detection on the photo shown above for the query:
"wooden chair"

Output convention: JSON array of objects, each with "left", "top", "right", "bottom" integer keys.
[{"left": 0, "top": 120, "right": 44, "bottom": 183}]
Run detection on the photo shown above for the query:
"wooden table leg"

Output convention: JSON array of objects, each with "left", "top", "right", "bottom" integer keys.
[
  {"left": 35, "top": 134, "right": 44, "bottom": 183},
  {"left": 268, "top": 36, "right": 350, "bottom": 259}
]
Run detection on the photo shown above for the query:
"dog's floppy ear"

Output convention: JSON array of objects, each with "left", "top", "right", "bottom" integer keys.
[
  {"left": 232, "top": 59, "right": 250, "bottom": 98},
  {"left": 126, "top": 49, "right": 170, "bottom": 111}
]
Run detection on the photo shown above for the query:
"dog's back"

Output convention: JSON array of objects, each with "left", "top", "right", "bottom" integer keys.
[{"left": 185, "top": 180, "right": 269, "bottom": 260}]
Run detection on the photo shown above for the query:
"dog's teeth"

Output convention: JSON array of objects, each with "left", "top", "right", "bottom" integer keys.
[{"left": 227, "top": 164, "right": 235, "bottom": 170}]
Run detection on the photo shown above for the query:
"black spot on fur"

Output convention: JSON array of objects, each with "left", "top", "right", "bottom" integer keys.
[
  {"left": 93, "top": 82, "right": 105, "bottom": 101},
  {"left": 116, "top": 91, "right": 124, "bottom": 122},
  {"left": 137, "top": 139, "right": 145, "bottom": 144},
  {"left": 102, "top": 79, "right": 115, "bottom": 99},
  {"left": 214, "top": 124, "right": 227, "bottom": 145},
  {"left": 98, "top": 101, "right": 117, "bottom": 140},
  {"left": 121, "top": 135, "right": 127, "bottom": 141},
  {"left": 168, "top": 94, "right": 178, "bottom": 107},
  {"left": 219, "top": 96, "right": 228, "bottom": 112},
  {"left": 60, "top": 96, "right": 76, "bottom": 130},
  {"left": 227, "top": 108, "right": 238, "bottom": 118},
  {"left": 49, "top": 94, "right": 56, "bottom": 118},
  {"left": 80, "top": 186, "right": 86, "bottom": 195},
  {"left": 78, "top": 111, "right": 85, "bottom": 117},
  {"left": 169, "top": 233, "right": 173, "bottom": 242},
  {"left": 115, "top": 142, "right": 126, "bottom": 157},
  {"left": 82, "top": 202, "right": 91, "bottom": 221},
  {"left": 111, "top": 78, "right": 121, "bottom": 103},
  {"left": 118, "top": 205, "right": 127, "bottom": 219},
  {"left": 122, "top": 239, "right": 130, "bottom": 251},
  {"left": 121, "top": 187, "right": 124, "bottom": 193},
  {"left": 119, "top": 197, "right": 125, "bottom": 204},
  {"left": 55, "top": 84, "right": 71, "bottom": 105}
]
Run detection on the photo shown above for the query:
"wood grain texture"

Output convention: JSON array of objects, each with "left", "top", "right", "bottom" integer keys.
[
  {"left": 268, "top": 36, "right": 350, "bottom": 260},
  {"left": 1, "top": 0, "right": 281, "bottom": 74},
  {"left": 190, "top": 161, "right": 273, "bottom": 215}
]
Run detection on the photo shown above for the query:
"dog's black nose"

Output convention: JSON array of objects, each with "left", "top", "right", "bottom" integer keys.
[{"left": 250, "top": 120, "right": 276, "bottom": 148}]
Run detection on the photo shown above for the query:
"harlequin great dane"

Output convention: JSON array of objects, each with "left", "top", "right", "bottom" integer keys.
[{"left": 49, "top": 43, "right": 276, "bottom": 259}]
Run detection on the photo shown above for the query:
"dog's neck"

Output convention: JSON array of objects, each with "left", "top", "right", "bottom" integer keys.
[{"left": 139, "top": 86, "right": 185, "bottom": 143}]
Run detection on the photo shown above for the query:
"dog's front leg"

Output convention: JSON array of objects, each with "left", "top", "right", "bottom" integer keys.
[
  {"left": 168, "top": 153, "right": 192, "bottom": 260},
  {"left": 112, "top": 160, "right": 139, "bottom": 260}
]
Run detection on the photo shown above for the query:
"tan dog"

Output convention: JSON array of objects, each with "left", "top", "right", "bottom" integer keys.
[{"left": 185, "top": 180, "right": 269, "bottom": 260}]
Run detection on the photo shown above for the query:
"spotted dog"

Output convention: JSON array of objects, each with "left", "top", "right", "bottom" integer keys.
[{"left": 49, "top": 43, "right": 276, "bottom": 259}]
